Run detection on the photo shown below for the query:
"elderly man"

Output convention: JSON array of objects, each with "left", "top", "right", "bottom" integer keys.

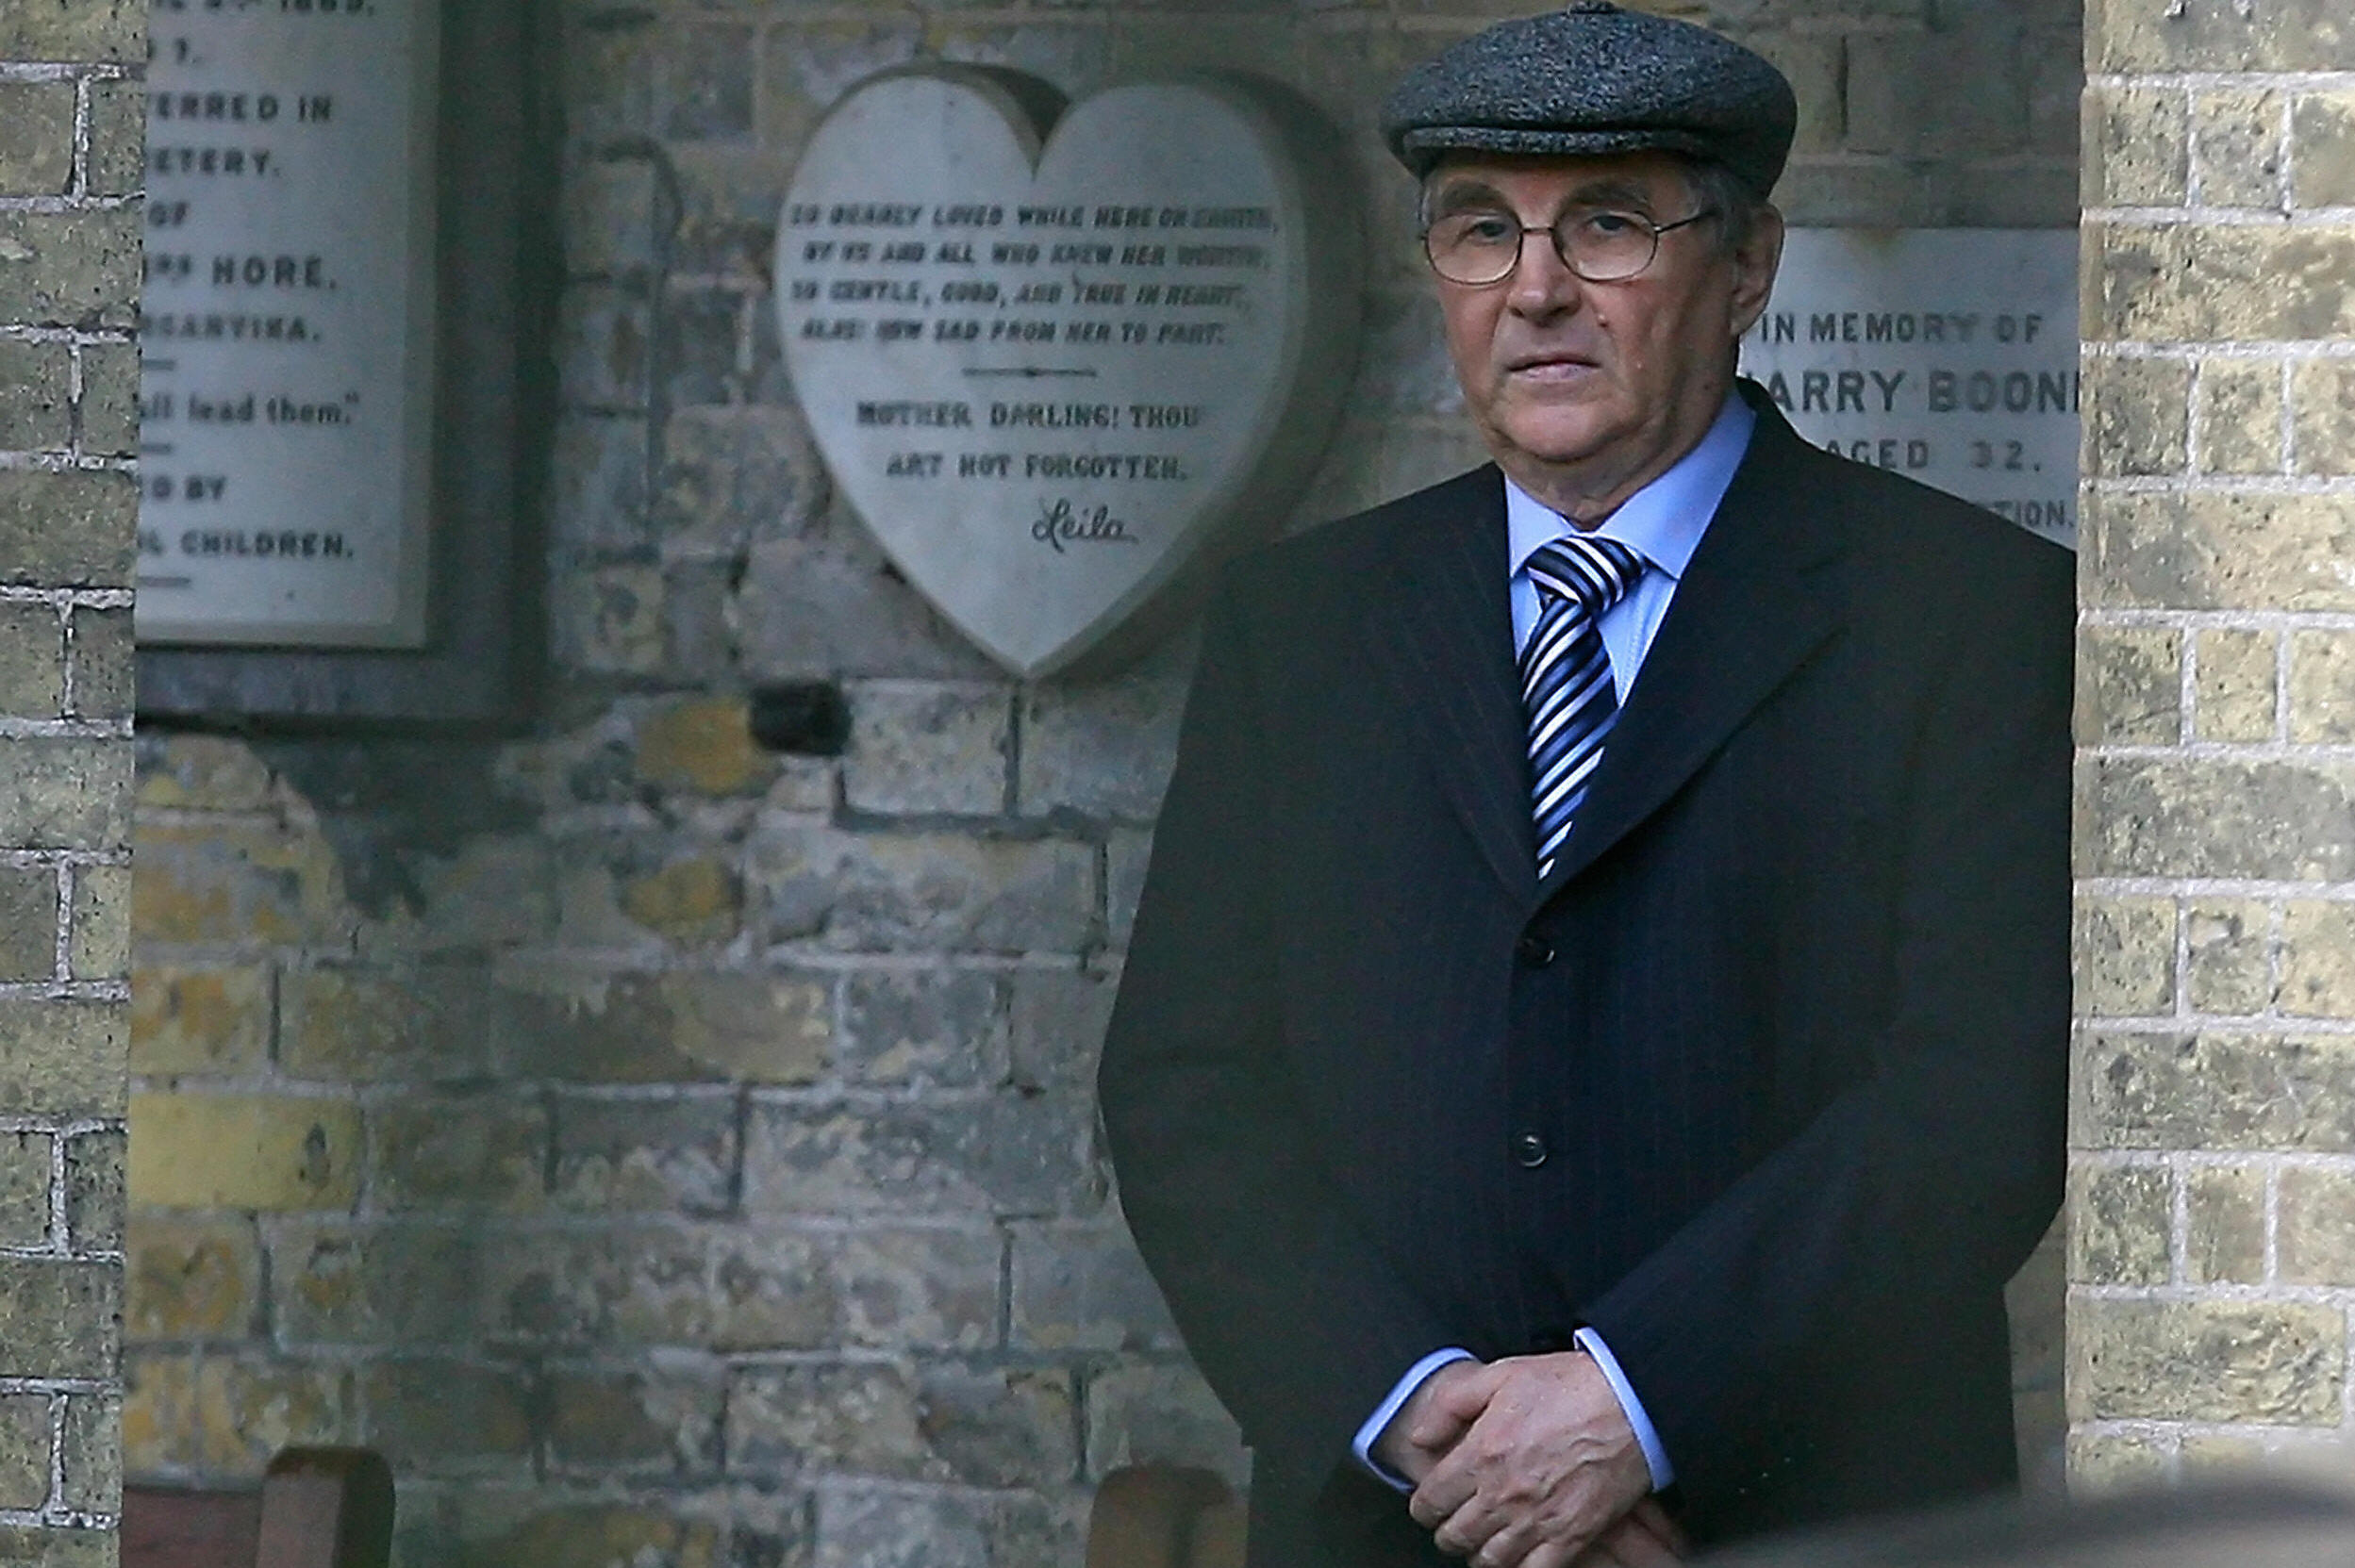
[{"left": 1097, "top": 7, "right": 2072, "bottom": 1567}]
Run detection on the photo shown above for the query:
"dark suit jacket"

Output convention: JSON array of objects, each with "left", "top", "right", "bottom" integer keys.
[{"left": 1097, "top": 387, "right": 2074, "bottom": 1567}]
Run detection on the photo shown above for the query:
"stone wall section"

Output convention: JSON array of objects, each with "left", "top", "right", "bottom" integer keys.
[
  {"left": 2070, "top": 0, "right": 2355, "bottom": 1491},
  {"left": 126, "top": 1, "right": 2080, "bottom": 1563},
  {"left": 0, "top": 0, "right": 144, "bottom": 1561}
]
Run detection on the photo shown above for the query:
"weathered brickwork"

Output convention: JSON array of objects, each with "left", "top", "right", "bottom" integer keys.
[
  {"left": 127, "top": 2, "right": 2078, "bottom": 1562},
  {"left": 2071, "top": 0, "right": 2355, "bottom": 1490},
  {"left": 0, "top": 0, "right": 142, "bottom": 1559}
]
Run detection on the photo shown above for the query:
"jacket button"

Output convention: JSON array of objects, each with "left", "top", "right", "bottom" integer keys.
[
  {"left": 1513, "top": 1131, "right": 1549, "bottom": 1168},
  {"left": 1516, "top": 934, "right": 1554, "bottom": 968}
]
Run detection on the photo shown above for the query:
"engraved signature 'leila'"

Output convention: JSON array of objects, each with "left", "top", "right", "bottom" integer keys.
[{"left": 1032, "top": 498, "right": 1138, "bottom": 553}]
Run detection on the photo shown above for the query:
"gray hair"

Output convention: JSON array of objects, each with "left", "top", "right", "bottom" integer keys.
[{"left": 1674, "top": 155, "right": 1771, "bottom": 256}]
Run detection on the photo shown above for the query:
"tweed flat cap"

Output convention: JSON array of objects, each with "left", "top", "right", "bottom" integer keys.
[{"left": 1382, "top": 1, "right": 1798, "bottom": 197}]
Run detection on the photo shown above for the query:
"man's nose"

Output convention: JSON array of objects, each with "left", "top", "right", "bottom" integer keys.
[{"left": 1505, "top": 227, "right": 1584, "bottom": 318}]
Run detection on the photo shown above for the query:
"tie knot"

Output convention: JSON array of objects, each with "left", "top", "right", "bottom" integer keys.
[{"left": 1527, "top": 535, "right": 1646, "bottom": 616}]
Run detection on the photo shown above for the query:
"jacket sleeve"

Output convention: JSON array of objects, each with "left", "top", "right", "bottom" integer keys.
[
  {"left": 1577, "top": 532, "right": 2073, "bottom": 1513},
  {"left": 1098, "top": 573, "right": 1461, "bottom": 1482}
]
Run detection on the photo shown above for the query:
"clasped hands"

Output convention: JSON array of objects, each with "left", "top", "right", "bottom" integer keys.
[{"left": 1374, "top": 1352, "right": 1685, "bottom": 1568}]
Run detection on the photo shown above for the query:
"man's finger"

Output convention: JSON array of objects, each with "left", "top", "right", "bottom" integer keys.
[
  {"left": 1407, "top": 1406, "right": 1478, "bottom": 1461},
  {"left": 1430, "top": 1493, "right": 1507, "bottom": 1560},
  {"left": 1406, "top": 1374, "right": 1488, "bottom": 1451},
  {"left": 1594, "top": 1515, "right": 1679, "bottom": 1568},
  {"left": 1409, "top": 1466, "right": 1475, "bottom": 1534},
  {"left": 1407, "top": 1428, "right": 1489, "bottom": 1529},
  {"left": 1624, "top": 1499, "right": 1688, "bottom": 1559},
  {"left": 1423, "top": 1361, "right": 1510, "bottom": 1429}
]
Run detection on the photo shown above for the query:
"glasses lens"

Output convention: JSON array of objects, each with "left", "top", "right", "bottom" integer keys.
[
  {"left": 1426, "top": 210, "right": 1522, "bottom": 285},
  {"left": 1560, "top": 211, "right": 1657, "bottom": 283}
]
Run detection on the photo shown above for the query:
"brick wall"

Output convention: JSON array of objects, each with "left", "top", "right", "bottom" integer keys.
[
  {"left": 125, "top": 1, "right": 2081, "bottom": 1562},
  {"left": 0, "top": 0, "right": 143, "bottom": 1561},
  {"left": 2069, "top": 0, "right": 2355, "bottom": 1489}
]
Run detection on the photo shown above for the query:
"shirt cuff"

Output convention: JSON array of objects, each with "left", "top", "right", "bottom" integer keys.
[
  {"left": 1352, "top": 1347, "right": 1479, "bottom": 1493},
  {"left": 1575, "top": 1326, "right": 1674, "bottom": 1491}
]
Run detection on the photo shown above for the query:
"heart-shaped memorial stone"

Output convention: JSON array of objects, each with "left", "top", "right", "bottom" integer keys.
[{"left": 775, "top": 67, "right": 1362, "bottom": 678}]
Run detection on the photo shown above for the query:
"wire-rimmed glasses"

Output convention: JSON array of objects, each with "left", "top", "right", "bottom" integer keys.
[{"left": 1422, "top": 206, "right": 1718, "bottom": 287}]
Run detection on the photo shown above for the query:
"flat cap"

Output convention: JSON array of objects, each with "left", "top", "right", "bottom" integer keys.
[{"left": 1382, "top": 2, "right": 1798, "bottom": 197}]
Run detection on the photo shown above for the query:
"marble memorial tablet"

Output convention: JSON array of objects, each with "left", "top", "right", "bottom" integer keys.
[
  {"left": 1741, "top": 229, "right": 2080, "bottom": 547},
  {"left": 775, "top": 68, "right": 1361, "bottom": 678},
  {"left": 137, "top": 0, "right": 439, "bottom": 648}
]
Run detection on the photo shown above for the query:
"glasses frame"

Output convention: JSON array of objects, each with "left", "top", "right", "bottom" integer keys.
[{"left": 1421, "top": 206, "right": 1719, "bottom": 288}]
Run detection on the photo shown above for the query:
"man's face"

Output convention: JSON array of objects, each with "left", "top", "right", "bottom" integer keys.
[{"left": 1426, "top": 151, "right": 1782, "bottom": 514}]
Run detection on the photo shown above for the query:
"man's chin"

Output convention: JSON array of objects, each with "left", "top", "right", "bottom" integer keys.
[
  {"left": 1484, "top": 386, "right": 1629, "bottom": 460},
  {"left": 1490, "top": 416, "right": 1626, "bottom": 472}
]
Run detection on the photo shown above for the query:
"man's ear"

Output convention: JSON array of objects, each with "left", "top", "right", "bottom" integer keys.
[{"left": 1728, "top": 204, "right": 1785, "bottom": 343}]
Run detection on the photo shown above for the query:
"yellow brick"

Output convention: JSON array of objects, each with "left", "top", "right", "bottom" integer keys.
[
  {"left": 2288, "top": 630, "right": 2355, "bottom": 743},
  {"left": 129, "top": 967, "right": 271, "bottom": 1077},
  {"left": 2291, "top": 361, "right": 2355, "bottom": 478},
  {"left": 2074, "top": 894, "right": 2174, "bottom": 1017},
  {"left": 2184, "top": 899, "right": 2271, "bottom": 1015},
  {"left": 2076, "top": 756, "right": 2355, "bottom": 882},
  {"left": 2075, "top": 1032, "right": 2355, "bottom": 1152},
  {"left": 2292, "top": 91, "right": 2355, "bottom": 207},
  {"left": 2084, "top": 82, "right": 2188, "bottom": 208},
  {"left": 0, "top": 84, "right": 73, "bottom": 199},
  {"left": 2191, "top": 87, "right": 2284, "bottom": 208},
  {"left": 2085, "top": 222, "right": 2355, "bottom": 344},
  {"left": 2065, "top": 1427, "right": 2169, "bottom": 1496},
  {"left": 2192, "top": 629, "right": 2277, "bottom": 741},
  {"left": 69, "top": 864, "right": 128, "bottom": 980},
  {"left": 2068, "top": 1161, "right": 2170, "bottom": 1286},
  {"left": 2069, "top": 1298, "right": 2341, "bottom": 1424},
  {"left": 2083, "top": 356, "right": 2190, "bottom": 478},
  {"left": 132, "top": 821, "right": 345, "bottom": 947},
  {"left": 127, "top": 1093, "right": 361, "bottom": 1211},
  {"left": 620, "top": 858, "right": 739, "bottom": 944},
  {"left": 0, "top": 1395, "right": 48, "bottom": 1510},
  {"left": 2196, "top": 359, "right": 2284, "bottom": 475},
  {"left": 124, "top": 1353, "right": 351, "bottom": 1476},
  {"left": 2083, "top": 491, "right": 2355, "bottom": 613},
  {"left": 2184, "top": 1163, "right": 2266, "bottom": 1283},
  {"left": 0, "top": 1000, "right": 124, "bottom": 1117},
  {"left": 0, "top": 0, "right": 143, "bottom": 63},
  {"left": 636, "top": 699, "right": 771, "bottom": 795},
  {"left": 2277, "top": 1164, "right": 2355, "bottom": 1284},
  {"left": 2279, "top": 900, "right": 2355, "bottom": 1018},
  {"left": 2178, "top": 1429, "right": 2269, "bottom": 1477},
  {"left": 2075, "top": 626, "right": 2180, "bottom": 746},
  {"left": 2091, "top": 0, "right": 2355, "bottom": 74},
  {"left": 124, "top": 1217, "right": 257, "bottom": 1341}
]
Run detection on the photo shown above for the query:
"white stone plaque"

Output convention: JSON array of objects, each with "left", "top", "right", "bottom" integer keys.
[
  {"left": 137, "top": 0, "right": 439, "bottom": 648},
  {"left": 775, "top": 68, "right": 1360, "bottom": 678},
  {"left": 1740, "top": 229, "right": 2080, "bottom": 547}
]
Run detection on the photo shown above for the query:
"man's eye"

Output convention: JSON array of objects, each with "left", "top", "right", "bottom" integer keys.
[
  {"left": 1455, "top": 215, "right": 1518, "bottom": 243},
  {"left": 1583, "top": 211, "right": 1643, "bottom": 237}
]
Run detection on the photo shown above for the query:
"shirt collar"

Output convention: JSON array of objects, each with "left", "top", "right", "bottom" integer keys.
[{"left": 1504, "top": 389, "right": 1756, "bottom": 583}]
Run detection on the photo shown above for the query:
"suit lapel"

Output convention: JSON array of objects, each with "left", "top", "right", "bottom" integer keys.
[
  {"left": 1362, "top": 467, "right": 1539, "bottom": 903},
  {"left": 1539, "top": 403, "right": 1849, "bottom": 896}
]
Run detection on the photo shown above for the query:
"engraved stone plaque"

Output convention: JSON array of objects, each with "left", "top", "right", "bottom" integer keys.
[
  {"left": 1740, "top": 229, "right": 2080, "bottom": 546},
  {"left": 138, "top": 0, "right": 439, "bottom": 647},
  {"left": 775, "top": 68, "right": 1361, "bottom": 679}
]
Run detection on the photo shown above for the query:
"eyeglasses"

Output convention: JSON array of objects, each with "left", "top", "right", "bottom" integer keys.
[{"left": 1422, "top": 206, "right": 1718, "bottom": 287}]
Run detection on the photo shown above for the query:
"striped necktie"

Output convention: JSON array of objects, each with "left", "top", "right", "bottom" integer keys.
[{"left": 1522, "top": 535, "right": 1647, "bottom": 880}]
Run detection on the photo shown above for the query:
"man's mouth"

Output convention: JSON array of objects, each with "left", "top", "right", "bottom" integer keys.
[{"left": 1505, "top": 352, "right": 1600, "bottom": 379}]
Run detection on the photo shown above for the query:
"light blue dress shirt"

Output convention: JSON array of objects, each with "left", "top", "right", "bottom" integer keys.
[{"left": 1350, "top": 389, "right": 1757, "bottom": 1496}]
